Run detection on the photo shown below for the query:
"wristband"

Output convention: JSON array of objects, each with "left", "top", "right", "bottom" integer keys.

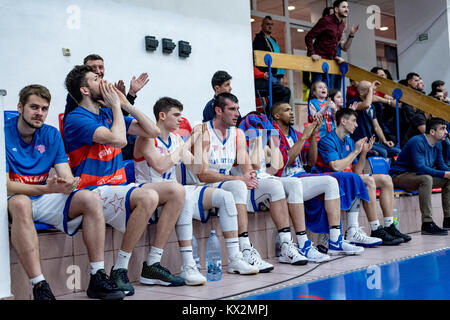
[{"left": 349, "top": 34, "right": 355, "bottom": 38}]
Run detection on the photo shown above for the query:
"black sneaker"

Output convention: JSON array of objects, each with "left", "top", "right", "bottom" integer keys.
[
  {"left": 421, "top": 222, "right": 449, "bottom": 236},
  {"left": 140, "top": 262, "right": 185, "bottom": 287},
  {"left": 86, "top": 269, "right": 126, "bottom": 300},
  {"left": 110, "top": 267, "right": 134, "bottom": 296},
  {"left": 370, "top": 226, "right": 404, "bottom": 245},
  {"left": 33, "top": 280, "right": 56, "bottom": 300},
  {"left": 384, "top": 224, "right": 412, "bottom": 243},
  {"left": 443, "top": 217, "right": 450, "bottom": 230}
]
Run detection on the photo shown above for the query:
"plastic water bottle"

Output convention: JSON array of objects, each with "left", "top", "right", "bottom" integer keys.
[
  {"left": 393, "top": 208, "right": 399, "bottom": 230},
  {"left": 206, "top": 230, "right": 222, "bottom": 281},
  {"left": 192, "top": 234, "right": 201, "bottom": 272}
]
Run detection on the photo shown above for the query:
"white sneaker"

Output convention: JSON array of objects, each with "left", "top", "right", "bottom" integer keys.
[
  {"left": 180, "top": 264, "right": 206, "bottom": 286},
  {"left": 298, "top": 240, "right": 330, "bottom": 263},
  {"left": 328, "top": 234, "right": 364, "bottom": 256},
  {"left": 227, "top": 252, "right": 259, "bottom": 275},
  {"left": 242, "top": 244, "right": 274, "bottom": 273},
  {"left": 279, "top": 240, "right": 308, "bottom": 265},
  {"left": 345, "top": 226, "right": 382, "bottom": 247}
]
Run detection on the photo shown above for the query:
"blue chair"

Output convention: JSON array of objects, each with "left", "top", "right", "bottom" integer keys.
[{"left": 367, "top": 157, "right": 418, "bottom": 195}]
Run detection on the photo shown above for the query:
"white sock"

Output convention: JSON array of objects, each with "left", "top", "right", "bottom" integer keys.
[
  {"left": 279, "top": 231, "right": 292, "bottom": 244},
  {"left": 384, "top": 216, "right": 394, "bottom": 227},
  {"left": 30, "top": 274, "right": 45, "bottom": 287},
  {"left": 347, "top": 210, "right": 360, "bottom": 229},
  {"left": 225, "top": 237, "right": 240, "bottom": 258},
  {"left": 113, "top": 250, "right": 131, "bottom": 270},
  {"left": 296, "top": 233, "right": 308, "bottom": 248},
  {"left": 90, "top": 261, "right": 105, "bottom": 275},
  {"left": 329, "top": 228, "right": 341, "bottom": 243},
  {"left": 369, "top": 220, "right": 381, "bottom": 231},
  {"left": 239, "top": 235, "right": 251, "bottom": 250},
  {"left": 180, "top": 246, "right": 195, "bottom": 266},
  {"left": 147, "top": 246, "right": 164, "bottom": 266}
]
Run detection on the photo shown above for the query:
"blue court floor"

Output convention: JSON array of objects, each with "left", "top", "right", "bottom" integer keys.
[{"left": 242, "top": 248, "right": 450, "bottom": 300}]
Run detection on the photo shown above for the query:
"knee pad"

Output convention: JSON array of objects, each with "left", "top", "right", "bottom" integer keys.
[
  {"left": 175, "top": 200, "right": 193, "bottom": 241},
  {"left": 323, "top": 176, "right": 340, "bottom": 201},
  {"left": 212, "top": 189, "right": 238, "bottom": 233},
  {"left": 281, "top": 178, "right": 304, "bottom": 204},
  {"left": 220, "top": 180, "right": 248, "bottom": 205},
  {"left": 259, "top": 179, "right": 285, "bottom": 203}
]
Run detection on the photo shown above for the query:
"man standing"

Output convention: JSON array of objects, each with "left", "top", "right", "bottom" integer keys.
[
  {"left": 252, "top": 16, "right": 291, "bottom": 103},
  {"left": 5, "top": 85, "right": 125, "bottom": 300},
  {"left": 64, "top": 65, "right": 187, "bottom": 294},
  {"left": 318, "top": 108, "right": 411, "bottom": 245},
  {"left": 305, "top": 0, "right": 358, "bottom": 87},
  {"left": 390, "top": 117, "right": 450, "bottom": 235}
]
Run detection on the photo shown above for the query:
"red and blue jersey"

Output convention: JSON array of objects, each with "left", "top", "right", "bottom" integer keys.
[
  {"left": 63, "top": 106, "right": 133, "bottom": 189},
  {"left": 5, "top": 116, "right": 68, "bottom": 186}
]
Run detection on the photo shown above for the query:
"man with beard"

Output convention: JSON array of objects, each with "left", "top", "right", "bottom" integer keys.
[{"left": 5, "top": 85, "right": 125, "bottom": 300}]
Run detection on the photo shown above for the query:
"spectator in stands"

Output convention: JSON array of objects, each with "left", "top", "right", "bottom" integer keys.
[
  {"left": 253, "top": 16, "right": 288, "bottom": 86},
  {"left": 133, "top": 97, "right": 258, "bottom": 283},
  {"left": 308, "top": 81, "right": 336, "bottom": 139},
  {"left": 318, "top": 108, "right": 411, "bottom": 245},
  {"left": 195, "top": 92, "right": 307, "bottom": 271},
  {"left": 402, "top": 108, "right": 432, "bottom": 147},
  {"left": 253, "top": 66, "right": 291, "bottom": 107},
  {"left": 5, "top": 85, "right": 125, "bottom": 300},
  {"left": 305, "top": 0, "right": 359, "bottom": 88},
  {"left": 398, "top": 73, "right": 421, "bottom": 144},
  {"left": 202, "top": 70, "right": 243, "bottom": 123},
  {"left": 390, "top": 117, "right": 450, "bottom": 235},
  {"left": 384, "top": 69, "right": 393, "bottom": 81},
  {"left": 329, "top": 88, "right": 358, "bottom": 111},
  {"left": 431, "top": 80, "right": 449, "bottom": 103},
  {"left": 64, "top": 65, "right": 187, "bottom": 294},
  {"left": 350, "top": 80, "right": 400, "bottom": 158},
  {"left": 64, "top": 54, "right": 149, "bottom": 160}
]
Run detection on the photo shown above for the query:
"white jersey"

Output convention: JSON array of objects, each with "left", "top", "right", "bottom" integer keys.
[
  {"left": 206, "top": 121, "right": 238, "bottom": 175},
  {"left": 282, "top": 135, "right": 306, "bottom": 177},
  {"left": 134, "top": 133, "right": 180, "bottom": 183}
]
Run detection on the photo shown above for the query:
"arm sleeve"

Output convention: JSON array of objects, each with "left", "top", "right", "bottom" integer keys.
[
  {"left": 413, "top": 142, "right": 446, "bottom": 178},
  {"left": 318, "top": 137, "right": 340, "bottom": 164},
  {"left": 53, "top": 130, "right": 69, "bottom": 164},
  {"left": 305, "top": 18, "right": 326, "bottom": 56},
  {"left": 434, "top": 143, "right": 449, "bottom": 172},
  {"left": 64, "top": 112, "right": 103, "bottom": 147}
]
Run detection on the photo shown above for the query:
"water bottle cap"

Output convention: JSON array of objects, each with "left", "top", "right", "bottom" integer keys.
[{"left": 211, "top": 230, "right": 216, "bottom": 234}]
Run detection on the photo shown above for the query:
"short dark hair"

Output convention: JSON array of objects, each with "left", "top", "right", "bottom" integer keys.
[
  {"left": 432, "top": 80, "right": 445, "bottom": 92},
  {"left": 270, "top": 101, "right": 288, "bottom": 117},
  {"left": 329, "top": 88, "right": 341, "bottom": 102},
  {"left": 426, "top": 117, "right": 447, "bottom": 134},
  {"left": 214, "top": 92, "right": 238, "bottom": 112},
  {"left": 371, "top": 67, "right": 384, "bottom": 74},
  {"left": 335, "top": 108, "right": 357, "bottom": 126},
  {"left": 153, "top": 97, "right": 183, "bottom": 121},
  {"left": 65, "top": 65, "right": 94, "bottom": 104},
  {"left": 333, "top": 0, "right": 347, "bottom": 9},
  {"left": 83, "top": 54, "right": 104, "bottom": 65},
  {"left": 211, "top": 71, "right": 232, "bottom": 90},
  {"left": 406, "top": 72, "right": 420, "bottom": 81},
  {"left": 322, "top": 6, "right": 334, "bottom": 17},
  {"left": 19, "top": 84, "right": 51, "bottom": 106},
  {"left": 263, "top": 15, "right": 272, "bottom": 21}
]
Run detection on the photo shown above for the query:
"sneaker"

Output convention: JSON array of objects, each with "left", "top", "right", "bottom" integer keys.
[
  {"left": 227, "top": 252, "right": 259, "bottom": 275},
  {"left": 279, "top": 240, "right": 308, "bottom": 265},
  {"left": 87, "top": 269, "right": 126, "bottom": 300},
  {"left": 110, "top": 267, "right": 135, "bottom": 296},
  {"left": 317, "top": 233, "right": 329, "bottom": 254},
  {"left": 180, "top": 264, "right": 207, "bottom": 286},
  {"left": 328, "top": 234, "right": 364, "bottom": 256},
  {"left": 370, "top": 226, "right": 404, "bottom": 245},
  {"left": 298, "top": 240, "right": 330, "bottom": 263},
  {"left": 345, "top": 226, "right": 382, "bottom": 247},
  {"left": 384, "top": 224, "right": 412, "bottom": 243},
  {"left": 140, "top": 262, "right": 185, "bottom": 286},
  {"left": 32, "top": 280, "right": 56, "bottom": 300},
  {"left": 421, "top": 222, "right": 449, "bottom": 236},
  {"left": 443, "top": 217, "right": 450, "bottom": 230},
  {"left": 242, "top": 243, "right": 274, "bottom": 273}
]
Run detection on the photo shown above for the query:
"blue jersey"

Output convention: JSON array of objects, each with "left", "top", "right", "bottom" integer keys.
[
  {"left": 317, "top": 130, "right": 357, "bottom": 173},
  {"left": 63, "top": 106, "right": 133, "bottom": 189},
  {"left": 5, "top": 116, "right": 68, "bottom": 185}
]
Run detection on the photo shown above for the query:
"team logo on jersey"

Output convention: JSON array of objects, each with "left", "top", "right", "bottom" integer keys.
[
  {"left": 98, "top": 148, "right": 113, "bottom": 159},
  {"left": 107, "top": 118, "right": 112, "bottom": 125},
  {"left": 212, "top": 145, "right": 220, "bottom": 152},
  {"left": 35, "top": 145, "right": 46, "bottom": 154},
  {"left": 12, "top": 148, "right": 17, "bottom": 152}
]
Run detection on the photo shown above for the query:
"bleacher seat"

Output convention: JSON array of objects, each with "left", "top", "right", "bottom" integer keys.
[
  {"left": 58, "top": 113, "right": 65, "bottom": 140},
  {"left": 367, "top": 156, "right": 418, "bottom": 196}
]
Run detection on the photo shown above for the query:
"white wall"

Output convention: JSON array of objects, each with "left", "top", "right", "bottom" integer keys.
[
  {"left": 347, "top": 2, "right": 377, "bottom": 72},
  {"left": 0, "top": 105, "right": 12, "bottom": 299},
  {"left": 396, "top": 0, "right": 450, "bottom": 91},
  {"left": 0, "top": 0, "right": 255, "bottom": 128}
]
